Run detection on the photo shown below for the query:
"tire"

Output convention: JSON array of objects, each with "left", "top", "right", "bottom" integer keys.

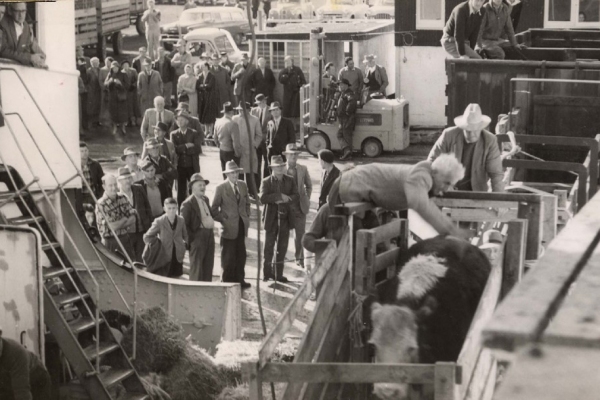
[
  {"left": 112, "top": 31, "right": 123, "bottom": 55},
  {"left": 306, "top": 131, "right": 330, "bottom": 156},
  {"left": 136, "top": 14, "right": 146, "bottom": 36},
  {"left": 362, "top": 138, "right": 383, "bottom": 158}
]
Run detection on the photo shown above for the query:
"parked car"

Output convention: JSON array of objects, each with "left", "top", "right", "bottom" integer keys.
[
  {"left": 268, "top": 0, "right": 315, "bottom": 23},
  {"left": 182, "top": 28, "right": 245, "bottom": 64},
  {"left": 367, "top": 0, "right": 394, "bottom": 19},
  {"left": 160, "top": 6, "right": 250, "bottom": 45},
  {"left": 316, "top": 0, "right": 370, "bottom": 19}
]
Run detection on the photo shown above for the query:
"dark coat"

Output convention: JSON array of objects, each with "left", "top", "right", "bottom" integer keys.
[
  {"left": 196, "top": 72, "right": 220, "bottom": 124},
  {"left": 211, "top": 180, "right": 251, "bottom": 240},
  {"left": 153, "top": 57, "right": 175, "bottom": 84},
  {"left": 278, "top": 65, "right": 306, "bottom": 118},
  {"left": 249, "top": 67, "right": 276, "bottom": 103},
  {"left": 104, "top": 69, "right": 130, "bottom": 124},
  {"left": 143, "top": 155, "right": 178, "bottom": 189},
  {"left": 171, "top": 128, "right": 203, "bottom": 173},
  {"left": 129, "top": 184, "right": 154, "bottom": 233},
  {"left": 318, "top": 165, "right": 340, "bottom": 209},
  {"left": 86, "top": 66, "right": 102, "bottom": 119},
  {"left": 259, "top": 174, "right": 299, "bottom": 230},
  {"left": 266, "top": 117, "right": 296, "bottom": 156},
  {"left": 0, "top": 14, "right": 45, "bottom": 66},
  {"left": 337, "top": 88, "right": 357, "bottom": 131},
  {"left": 88, "top": 158, "right": 105, "bottom": 199},
  {"left": 180, "top": 194, "right": 215, "bottom": 243}
]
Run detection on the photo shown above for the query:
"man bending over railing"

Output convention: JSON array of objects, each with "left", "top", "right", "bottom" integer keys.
[{"left": 0, "top": 2, "right": 46, "bottom": 69}]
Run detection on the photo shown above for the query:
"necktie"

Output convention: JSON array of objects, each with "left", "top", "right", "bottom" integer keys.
[
  {"left": 234, "top": 183, "right": 240, "bottom": 201},
  {"left": 275, "top": 119, "right": 279, "bottom": 132},
  {"left": 147, "top": 72, "right": 151, "bottom": 85},
  {"left": 259, "top": 109, "right": 263, "bottom": 124},
  {"left": 322, "top": 170, "right": 328, "bottom": 185},
  {"left": 158, "top": 112, "right": 162, "bottom": 123}
]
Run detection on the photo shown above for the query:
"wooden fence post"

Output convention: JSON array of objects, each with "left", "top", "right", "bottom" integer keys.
[
  {"left": 503, "top": 220, "right": 527, "bottom": 299},
  {"left": 243, "top": 363, "right": 263, "bottom": 400},
  {"left": 434, "top": 362, "right": 457, "bottom": 400}
]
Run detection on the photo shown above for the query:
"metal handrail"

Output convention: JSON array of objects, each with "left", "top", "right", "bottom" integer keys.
[{"left": 0, "top": 66, "right": 138, "bottom": 359}]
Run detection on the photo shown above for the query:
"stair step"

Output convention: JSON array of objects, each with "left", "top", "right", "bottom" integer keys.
[
  {"left": 51, "top": 292, "right": 89, "bottom": 307},
  {"left": 99, "top": 368, "right": 135, "bottom": 388},
  {"left": 69, "top": 317, "right": 103, "bottom": 334},
  {"left": 7, "top": 215, "right": 43, "bottom": 225},
  {"left": 119, "top": 394, "right": 149, "bottom": 400},
  {"left": 43, "top": 266, "right": 73, "bottom": 279},
  {"left": 42, "top": 242, "right": 61, "bottom": 252},
  {"left": 84, "top": 342, "right": 120, "bottom": 361}
]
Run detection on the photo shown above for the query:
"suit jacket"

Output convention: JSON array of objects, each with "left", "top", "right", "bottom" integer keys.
[
  {"left": 132, "top": 55, "right": 152, "bottom": 73},
  {"left": 259, "top": 174, "right": 299, "bottom": 229},
  {"left": 141, "top": 108, "right": 175, "bottom": 141},
  {"left": 214, "top": 116, "right": 242, "bottom": 156},
  {"left": 128, "top": 184, "right": 154, "bottom": 233},
  {"left": 266, "top": 117, "right": 296, "bottom": 154},
  {"left": 171, "top": 128, "right": 202, "bottom": 172},
  {"left": 181, "top": 194, "right": 215, "bottom": 244},
  {"left": 0, "top": 15, "right": 45, "bottom": 67},
  {"left": 137, "top": 70, "right": 164, "bottom": 112},
  {"left": 211, "top": 180, "right": 251, "bottom": 239},
  {"left": 153, "top": 57, "right": 175, "bottom": 84},
  {"left": 250, "top": 106, "right": 272, "bottom": 144},
  {"left": 231, "top": 61, "right": 250, "bottom": 96},
  {"left": 143, "top": 214, "right": 188, "bottom": 271},
  {"left": 427, "top": 126, "right": 504, "bottom": 192},
  {"left": 287, "top": 163, "right": 312, "bottom": 215},
  {"left": 363, "top": 64, "right": 389, "bottom": 95},
  {"left": 233, "top": 113, "right": 262, "bottom": 173},
  {"left": 319, "top": 165, "right": 340, "bottom": 209},
  {"left": 249, "top": 67, "right": 276, "bottom": 101},
  {"left": 141, "top": 137, "right": 177, "bottom": 168}
]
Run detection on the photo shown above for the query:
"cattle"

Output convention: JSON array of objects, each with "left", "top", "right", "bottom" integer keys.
[{"left": 369, "top": 236, "right": 491, "bottom": 400}]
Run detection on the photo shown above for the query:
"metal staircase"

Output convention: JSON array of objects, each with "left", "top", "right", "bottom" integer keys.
[{"left": 0, "top": 66, "right": 147, "bottom": 399}]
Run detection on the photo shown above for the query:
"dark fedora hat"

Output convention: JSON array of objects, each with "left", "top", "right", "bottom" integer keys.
[
  {"left": 269, "top": 155, "right": 286, "bottom": 167},
  {"left": 254, "top": 93, "right": 266, "bottom": 104},
  {"left": 234, "top": 101, "right": 251, "bottom": 110},
  {"left": 189, "top": 173, "right": 210, "bottom": 186},
  {"left": 221, "top": 102, "right": 235, "bottom": 114},
  {"left": 120, "top": 147, "right": 140, "bottom": 161},
  {"left": 223, "top": 160, "right": 244, "bottom": 174},
  {"left": 268, "top": 101, "right": 282, "bottom": 111}
]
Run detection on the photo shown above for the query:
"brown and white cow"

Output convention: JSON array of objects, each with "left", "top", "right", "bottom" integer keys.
[{"left": 369, "top": 236, "right": 491, "bottom": 399}]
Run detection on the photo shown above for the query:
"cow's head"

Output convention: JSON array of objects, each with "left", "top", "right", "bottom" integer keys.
[{"left": 369, "top": 299, "right": 437, "bottom": 400}]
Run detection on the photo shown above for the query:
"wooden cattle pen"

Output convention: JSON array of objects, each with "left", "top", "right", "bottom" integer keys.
[
  {"left": 483, "top": 190, "right": 600, "bottom": 399},
  {"left": 243, "top": 191, "right": 549, "bottom": 400}
]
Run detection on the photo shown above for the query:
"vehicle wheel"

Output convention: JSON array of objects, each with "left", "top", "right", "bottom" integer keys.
[
  {"left": 362, "top": 138, "right": 383, "bottom": 158},
  {"left": 136, "top": 14, "right": 146, "bottom": 36},
  {"left": 306, "top": 131, "right": 330, "bottom": 156},
  {"left": 112, "top": 31, "right": 124, "bottom": 55}
]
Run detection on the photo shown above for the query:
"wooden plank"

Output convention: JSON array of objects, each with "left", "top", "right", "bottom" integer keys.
[
  {"left": 371, "top": 218, "right": 405, "bottom": 244},
  {"left": 318, "top": 328, "right": 351, "bottom": 400},
  {"left": 258, "top": 239, "right": 338, "bottom": 368},
  {"left": 262, "top": 363, "right": 459, "bottom": 384},
  {"left": 326, "top": 215, "right": 347, "bottom": 244},
  {"left": 502, "top": 220, "right": 527, "bottom": 299},
  {"left": 433, "top": 191, "right": 541, "bottom": 204},
  {"left": 242, "top": 363, "right": 263, "bottom": 400},
  {"left": 456, "top": 242, "right": 503, "bottom": 400},
  {"left": 463, "top": 349, "right": 495, "bottom": 400},
  {"left": 483, "top": 192, "right": 600, "bottom": 353},
  {"left": 444, "top": 208, "right": 518, "bottom": 222},
  {"left": 433, "top": 198, "right": 520, "bottom": 210},
  {"left": 494, "top": 345, "right": 600, "bottom": 400},
  {"left": 539, "top": 195, "right": 557, "bottom": 248},
  {"left": 374, "top": 247, "right": 400, "bottom": 274},
  {"left": 334, "top": 202, "right": 376, "bottom": 216},
  {"left": 354, "top": 229, "right": 368, "bottom": 295},
  {"left": 543, "top": 242, "right": 600, "bottom": 348},
  {"left": 435, "top": 362, "right": 458, "bottom": 400},
  {"left": 517, "top": 201, "right": 542, "bottom": 260}
]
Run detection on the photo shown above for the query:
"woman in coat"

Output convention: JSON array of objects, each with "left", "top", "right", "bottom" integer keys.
[
  {"left": 104, "top": 60, "right": 130, "bottom": 135},
  {"left": 121, "top": 60, "right": 141, "bottom": 127},
  {"left": 177, "top": 64, "right": 197, "bottom": 117},
  {"left": 196, "top": 62, "right": 220, "bottom": 137}
]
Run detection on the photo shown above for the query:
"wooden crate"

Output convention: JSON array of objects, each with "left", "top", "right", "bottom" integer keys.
[{"left": 75, "top": 0, "right": 130, "bottom": 46}]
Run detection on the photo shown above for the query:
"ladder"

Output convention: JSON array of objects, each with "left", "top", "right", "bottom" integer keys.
[{"left": 0, "top": 65, "right": 147, "bottom": 399}]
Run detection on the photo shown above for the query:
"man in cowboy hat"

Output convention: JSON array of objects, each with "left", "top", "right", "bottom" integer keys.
[
  {"left": 266, "top": 101, "right": 296, "bottom": 163},
  {"left": 251, "top": 93, "right": 272, "bottom": 186},
  {"left": 362, "top": 54, "right": 389, "bottom": 100},
  {"left": 117, "top": 167, "right": 153, "bottom": 262},
  {"left": 142, "top": 138, "right": 178, "bottom": 190},
  {"left": 181, "top": 173, "right": 216, "bottom": 281},
  {"left": 214, "top": 102, "right": 242, "bottom": 177},
  {"left": 428, "top": 103, "right": 504, "bottom": 192},
  {"left": 337, "top": 78, "right": 358, "bottom": 160},
  {"left": 233, "top": 101, "right": 262, "bottom": 187},
  {"left": 283, "top": 143, "right": 312, "bottom": 268},
  {"left": 211, "top": 160, "right": 252, "bottom": 288},
  {"left": 95, "top": 174, "right": 136, "bottom": 256},
  {"left": 121, "top": 147, "right": 144, "bottom": 182},
  {"left": 171, "top": 110, "right": 202, "bottom": 205},
  {"left": 231, "top": 53, "right": 252, "bottom": 104},
  {"left": 141, "top": 122, "right": 177, "bottom": 167},
  {"left": 141, "top": 95, "right": 175, "bottom": 141},
  {"left": 138, "top": 59, "right": 164, "bottom": 115},
  {"left": 327, "top": 154, "right": 468, "bottom": 238},
  {"left": 138, "top": 158, "right": 171, "bottom": 218},
  {"left": 260, "top": 155, "right": 299, "bottom": 282}
]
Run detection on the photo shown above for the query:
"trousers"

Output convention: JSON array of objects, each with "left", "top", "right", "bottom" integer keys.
[
  {"left": 291, "top": 205, "right": 306, "bottom": 264},
  {"left": 102, "top": 234, "right": 134, "bottom": 261},
  {"left": 441, "top": 37, "right": 482, "bottom": 59},
  {"left": 221, "top": 218, "right": 247, "bottom": 283},
  {"left": 146, "top": 28, "right": 161, "bottom": 60},
  {"left": 263, "top": 217, "right": 290, "bottom": 279},
  {"left": 189, "top": 228, "right": 215, "bottom": 281}
]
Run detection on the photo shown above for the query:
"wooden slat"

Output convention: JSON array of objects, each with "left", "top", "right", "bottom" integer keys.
[
  {"left": 483, "top": 192, "right": 600, "bottom": 353},
  {"left": 434, "top": 362, "right": 458, "bottom": 400},
  {"left": 433, "top": 198, "right": 520, "bottom": 210},
  {"left": 354, "top": 229, "right": 368, "bottom": 295},
  {"left": 494, "top": 345, "right": 600, "bottom": 400},
  {"left": 463, "top": 349, "right": 495, "bottom": 400},
  {"left": 371, "top": 218, "right": 405, "bottom": 244},
  {"left": 262, "top": 363, "right": 459, "bottom": 384},
  {"left": 456, "top": 241, "right": 504, "bottom": 400},
  {"left": 434, "top": 191, "right": 541, "bottom": 204},
  {"left": 517, "top": 201, "right": 543, "bottom": 260},
  {"left": 258, "top": 239, "right": 337, "bottom": 368},
  {"left": 502, "top": 220, "right": 527, "bottom": 299},
  {"left": 543, "top": 240, "right": 600, "bottom": 348},
  {"left": 444, "top": 208, "right": 518, "bottom": 222},
  {"left": 333, "top": 202, "right": 376, "bottom": 216},
  {"left": 374, "top": 247, "right": 400, "bottom": 274}
]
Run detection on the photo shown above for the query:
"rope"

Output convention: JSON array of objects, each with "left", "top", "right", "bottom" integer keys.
[{"left": 347, "top": 291, "right": 369, "bottom": 348}]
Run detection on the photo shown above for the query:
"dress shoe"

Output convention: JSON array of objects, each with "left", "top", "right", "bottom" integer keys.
[
  {"left": 263, "top": 275, "right": 273, "bottom": 282},
  {"left": 241, "top": 281, "right": 251, "bottom": 289},
  {"left": 276, "top": 276, "right": 289, "bottom": 283}
]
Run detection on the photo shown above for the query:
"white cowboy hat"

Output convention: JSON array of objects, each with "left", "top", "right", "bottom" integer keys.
[{"left": 454, "top": 104, "right": 491, "bottom": 131}]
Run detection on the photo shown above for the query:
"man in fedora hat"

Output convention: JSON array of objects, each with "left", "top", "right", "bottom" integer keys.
[
  {"left": 141, "top": 122, "right": 177, "bottom": 167},
  {"left": 233, "top": 101, "right": 262, "bottom": 186},
  {"left": 317, "top": 149, "right": 340, "bottom": 210},
  {"left": 362, "top": 54, "right": 388, "bottom": 100},
  {"left": 211, "top": 160, "right": 251, "bottom": 288},
  {"left": 141, "top": 96, "right": 175, "bottom": 141},
  {"left": 211, "top": 53, "right": 234, "bottom": 107},
  {"left": 171, "top": 40, "right": 192, "bottom": 98},
  {"left": 220, "top": 51, "right": 235, "bottom": 73},
  {"left": 249, "top": 57, "right": 276, "bottom": 105},
  {"left": 121, "top": 147, "right": 144, "bottom": 182},
  {"left": 260, "top": 155, "right": 299, "bottom": 282},
  {"left": 138, "top": 59, "right": 164, "bottom": 116},
  {"left": 214, "top": 102, "right": 242, "bottom": 176},
  {"left": 171, "top": 110, "right": 202, "bottom": 205},
  {"left": 181, "top": 173, "right": 216, "bottom": 281},
  {"left": 251, "top": 93, "right": 272, "bottom": 186},
  {"left": 266, "top": 101, "right": 296, "bottom": 163},
  {"left": 142, "top": 138, "right": 178, "bottom": 190},
  {"left": 175, "top": 102, "right": 204, "bottom": 145},
  {"left": 117, "top": 167, "right": 153, "bottom": 262},
  {"left": 428, "top": 103, "right": 504, "bottom": 192},
  {"left": 231, "top": 53, "right": 252, "bottom": 104},
  {"left": 138, "top": 158, "right": 171, "bottom": 219},
  {"left": 337, "top": 78, "right": 358, "bottom": 160},
  {"left": 95, "top": 174, "right": 136, "bottom": 256},
  {"left": 283, "top": 143, "right": 312, "bottom": 268},
  {"left": 278, "top": 55, "right": 306, "bottom": 118}
]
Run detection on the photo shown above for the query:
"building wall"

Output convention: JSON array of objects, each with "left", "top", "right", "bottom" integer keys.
[
  {"left": 357, "top": 33, "right": 396, "bottom": 96},
  {"left": 396, "top": 46, "right": 447, "bottom": 127}
]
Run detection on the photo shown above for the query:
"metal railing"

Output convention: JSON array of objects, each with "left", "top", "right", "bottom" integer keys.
[{"left": 0, "top": 66, "right": 139, "bottom": 361}]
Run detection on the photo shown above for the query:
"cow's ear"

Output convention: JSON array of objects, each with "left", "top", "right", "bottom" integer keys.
[
  {"left": 415, "top": 296, "right": 438, "bottom": 323},
  {"left": 371, "top": 302, "right": 383, "bottom": 322}
]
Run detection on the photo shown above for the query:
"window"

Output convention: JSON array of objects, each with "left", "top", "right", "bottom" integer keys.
[
  {"left": 214, "top": 35, "right": 235, "bottom": 53},
  {"left": 416, "top": 0, "right": 444, "bottom": 30},
  {"left": 231, "top": 11, "right": 245, "bottom": 20},
  {"left": 544, "top": 0, "right": 600, "bottom": 27},
  {"left": 547, "top": 0, "right": 571, "bottom": 21},
  {"left": 221, "top": 12, "right": 232, "bottom": 21}
]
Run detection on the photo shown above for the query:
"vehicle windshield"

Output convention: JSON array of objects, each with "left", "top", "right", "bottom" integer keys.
[
  {"left": 332, "top": 0, "right": 355, "bottom": 4},
  {"left": 179, "top": 10, "right": 212, "bottom": 23},
  {"left": 214, "top": 35, "right": 235, "bottom": 54}
]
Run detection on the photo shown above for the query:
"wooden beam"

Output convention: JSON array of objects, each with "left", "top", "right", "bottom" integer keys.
[
  {"left": 463, "top": 349, "right": 496, "bottom": 400},
  {"left": 517, "top": 201, "right": 543, "bottom": 260},
  {"left": 334, "top": 202, "right": 376, "bottom": 216},
  {"left": 435, "top": 362, "right": 458, "bottom": 400},
  {"left": 434, "top": 198, "right": 520, "bottom": 210},
  {"left": 434, "top": 191, "right": 541, "bottom": 204},
  {"left": 374, "top": 247, "right": 401, "bottom": 275},
  {"left": 371, "top": 218, "right": 405, "bottom": 244},
  {"left": 502, "top": 220, "right": 527, "bottom": 299}
]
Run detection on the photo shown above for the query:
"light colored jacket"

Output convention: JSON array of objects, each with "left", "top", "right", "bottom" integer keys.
[
  {"left": 288, "top": 163, "right": 312, "bottom": 215},
  {"left": 233, "top": 114, "right": 262, "bottom": 173},
  {"left": 143, "top": 214, "right": 188, "bottom": 272},
  {"left": 211, "top": 180, "right": 251, "bottom": 240},
  {"left": 214, "top": 116, "right": 242, "bottom": 156},
  {"left": 140, "top": 108, "right": 176, "bottom": 141},
  {"left": 427, "top": 126, "right": 504, "bottom": 193}
]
